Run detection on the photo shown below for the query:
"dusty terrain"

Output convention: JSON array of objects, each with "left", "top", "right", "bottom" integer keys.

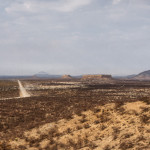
[
  {"left": 18, "top": 80, "right": 30, "bottom": 98},
  {"left": 0, "top": 79, "right": 150, "bottom": 150},
  {"left": 0, "top": 80, "right": 19, "bottom": 99}
]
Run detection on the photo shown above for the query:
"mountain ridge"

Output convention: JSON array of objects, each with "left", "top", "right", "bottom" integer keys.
[{"left": 133, "top": 70, "right": 150, "bottom": 80}]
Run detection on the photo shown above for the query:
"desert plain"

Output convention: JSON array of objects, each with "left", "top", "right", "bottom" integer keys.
[{"left": 0, "top": 79, "right": 150, "bottom": 150}]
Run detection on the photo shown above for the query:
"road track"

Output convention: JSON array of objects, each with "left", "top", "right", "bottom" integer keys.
[{"left": 18, "top": 80, "right": 30, "bottom": 97}]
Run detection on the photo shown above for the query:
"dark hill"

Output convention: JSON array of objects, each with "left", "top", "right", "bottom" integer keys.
[
  {"left": 34, "top": 72, "right": 61, "bottom": 79},
  {"left": 133, "top": 70, "right": 150, "bottom": 80}
]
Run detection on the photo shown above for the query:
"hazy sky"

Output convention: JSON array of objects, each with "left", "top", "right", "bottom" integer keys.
[{"left": 0, "top": 0, "right": 150, "bottom": 75}]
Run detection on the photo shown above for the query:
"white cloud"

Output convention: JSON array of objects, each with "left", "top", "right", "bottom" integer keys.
[
  {"left": 53, "top": 0, "right": 92, "bottom": 12},
  {"left": 5, "top": 0, "right": 92, "bottom": 13},
  {"left": 1, "top": 0, "right": 150, "bottom": 75},
  {"left": 5, "top": 2, "right": 35, "bottom": 13},
  {"left": 112, "top": 0, "right": 121, "bottom": 5}
]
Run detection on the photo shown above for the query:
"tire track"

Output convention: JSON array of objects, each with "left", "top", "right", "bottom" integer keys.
[{"left": 18, "top": 80, "right": 30, "bottom": 97}]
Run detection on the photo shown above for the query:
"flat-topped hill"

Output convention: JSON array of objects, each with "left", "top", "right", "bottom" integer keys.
[{"left": 82, "top": 74, "right": 112, "bottom": 80}]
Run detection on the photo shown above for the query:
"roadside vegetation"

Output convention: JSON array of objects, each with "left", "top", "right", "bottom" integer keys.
[{"left": 0, "top": 80, "right": 19, "bottom": 99}]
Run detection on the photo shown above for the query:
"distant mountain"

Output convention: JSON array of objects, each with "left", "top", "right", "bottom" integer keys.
[
  {"left": 0, "top": 72, "right": 82, "bottom": 80},
  {"left": 34, "top": 72, "right": 61, "bottom": 79},
  {"left": 72, "top": 75, "right": 82, "bottom": 79},
  {"left": 126, "top": 74, "right": 136, "bottom": 79},
  {"left": 34, "top": 71, "right": 50, "bottom": 78},
  {"left": 113, "top": 74, "right": 136, "bottom": 79},
  {"left": 0, "top": 75, "right": 32, "bottom": 80},
  {"left": 62, "top": 75, "right": 72, "bottom": 79},
  {"left": 133, "top": 70, "right": 150, "bottom": 80}
]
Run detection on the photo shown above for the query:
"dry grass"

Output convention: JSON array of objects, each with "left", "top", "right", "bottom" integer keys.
[
  {"left": 0, "top": 80, "right": 150, "bottom": 149},
  {"left": 1, "top": 100, "right": 148, "bottom": 150},
  {"left": 0, "top": 80, "right": 19, "bottom": 98}
]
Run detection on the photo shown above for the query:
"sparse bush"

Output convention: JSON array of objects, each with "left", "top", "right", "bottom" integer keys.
[
  {"left": 140, "top": 114, "right": 149, "bottom": 124},
  {"left": 84, "top": 123, "right": 90, "bottom": 129},
  {"left": 94, "top": 120, "right": 100, "bottom": 124},
  {"left": 88, "top": 142, "right": 97, "bottom": 149},
  {"left": 115, "top": 101, "right": 124, "bottom": 108},
  {"left": 141, "top": 107, "right": 149, "bottom": 112},
  {"left": 76, "top": 125, "right": 82, "bottom": 130},
  {"left": 49, "top": 143, "right": 58, "bottom": 150},
  {"left": 66, "top": 128, "right": 72, "bottom": 134},
  {"left": 100, "top": 125, "right": 106, "bottom": 130},
  {"left": 84, "top": 137, "right": 89, "bottom": 145},
  {"left": 99, "top": 112, "right": 110, "bottom": 123},
  {"left": 18, "top": 145, "right": 27, "bottom": 150},
  {"left": 67, "top": 139, "right": 76, "bottom": 148},
  {"left": 0, "top": 141, "right": 12, "bottom": 150},
  {"left": 119, "top": 141, "right": 134, "bottom": 150},
  {"left": 139, "top": 97, "right": 150, "bottom": 104},
  {"left": 79, "top": 117, "right": 88, "bottom": 123},
  {"left": 76, "top": 138, "right": 83, "bottom": 149},
  {"left": 136, "top": 135, "right": 146, "bottom": 142},
  {"left": 94, "top": 108, "right": 101, "bottom": 113},
  {"left": 104, "top": 145, "right": 111, "bottom": 150},
  {"left": 29, "top": 138, "right": 37, "bottom": 147},
  {"left": 112, "top": 127, "right": 120, "bottom": 140},
  {"left": 122, "top": 133, "right": 133, "bottom": 139}
]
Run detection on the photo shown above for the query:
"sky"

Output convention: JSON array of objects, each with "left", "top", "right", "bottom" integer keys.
[{"left": 0, "top": 0, "right": 150, "bottom": 75}]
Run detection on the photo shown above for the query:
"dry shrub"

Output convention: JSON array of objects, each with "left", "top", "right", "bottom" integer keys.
[
  {"left": 99, "top": 112, "right": 110, "bottom": 123},
  {"left": 67, "top": 139, "right": 76, "bottom": 148},
  {"left": 0, "top": 141, "right": 12, "bottom": 150},
  {"left": 29, "top": 138, "right": 38, "bottom": 147},
  {"left": 66, "top": 128, "right": 72, "bottom": 134},
  {"left": 104, "top": 145, "right": 111, "bottom": 150},
  {"left": 48, "top": 126, "right": 59, "bottom": 137},
  {"left": 147, "top": 129, "right": 150, "bottom": 133},
  {"left": 112, "top": 127, "right": 120, "bottom": 140},
  {"left": 139, "top": 97, "right": 150, "bottom": 105},
  {"left": 140, "top": 114, "right": 150, "bottom": 124},
  {"left": 94, "top": 120, "right": 100, "bottom": 124},
  {"left": 119, "top": 141, "right": 134, "bottom": 150},
  {"left": 88, "top": 142, "right": 97, "bottom": 149},
  {"left": 79, "top": 115, "right": 88, "bottom": 123},
  {"left": 76, "top": 125, "right": 82, "bottom": 130},
  {"left": 93, "top": 108, "right": 101, "bottom": 113},
  {"left": 141, "top": 107, "right": 149, "bottom": 113},
  {"left": 84, "top": 123, "right": 90, "bottom": 129},
  {"left": 115, "top": 104, "right": 125, "bottom": 114},
  {"left": 122, "top": 133, "right": 133, "bottom": 139},
  {"left": 136, "top": 135, "right": 146, "bottom": 142},
  {"left": 18, "top": 145, "right": 27, "bottom": 150},
  {"left": 115, "top": 101, "right": 124, "bottom": 109},
  {"left": 49, "top": 143, "right": 58, "bottom": 150},
  {"left": 76, "top": 138, "right": 84, "bottom": 149},
  {"left": 100, "top": 125, "right": 106, "bottom": 131}
]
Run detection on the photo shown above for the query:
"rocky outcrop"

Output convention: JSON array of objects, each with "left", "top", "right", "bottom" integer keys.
[{"left": 62, "top": 75, "right": 72, "bottom": 79}]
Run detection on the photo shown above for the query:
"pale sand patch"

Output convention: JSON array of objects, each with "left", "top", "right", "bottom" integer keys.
[
  {"left": 123, "top": 101, "right": 147, "bottom": 113},
  {"left": 40, "top": 139, "right": 49, "bottom": 149},
  {"left": 24, "top": 123, "right": 55, "bottom": 139},
  {"left": 10, "top": 139, "right": 26, "bottom": 148}
]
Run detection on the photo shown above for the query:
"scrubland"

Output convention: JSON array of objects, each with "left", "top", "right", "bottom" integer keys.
[
  {"left": 0, "top": 80, "right": 150, "bottom": 149},
  {"left": 0, "top": 80, "right": 19, "bottom": 99}
]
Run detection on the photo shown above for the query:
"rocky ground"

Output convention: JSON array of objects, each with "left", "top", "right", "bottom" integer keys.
[
  {"left": 0, "top": 80, "right": 19, "bottom": 99},
  {"left": 0, "top": 80, "right": 150, "bottom": 150}
]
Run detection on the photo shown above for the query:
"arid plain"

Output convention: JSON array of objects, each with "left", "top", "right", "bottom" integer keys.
[{"left": 0, "top": 79, "right": 150, "bottom": 150}]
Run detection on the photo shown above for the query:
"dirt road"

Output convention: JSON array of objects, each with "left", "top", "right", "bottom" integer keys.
[{"left": 18, "top": 80, "right": 30, "bottom": 97}]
